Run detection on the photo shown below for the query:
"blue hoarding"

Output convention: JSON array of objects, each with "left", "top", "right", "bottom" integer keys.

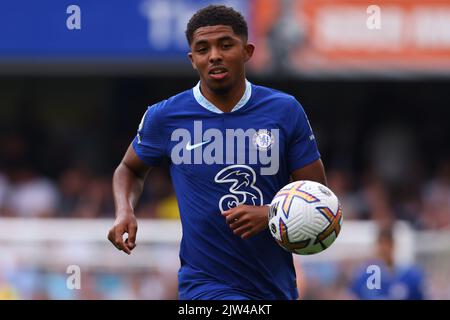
[{"left": 0, "top": 0, "right": 248, "bottom": 61}]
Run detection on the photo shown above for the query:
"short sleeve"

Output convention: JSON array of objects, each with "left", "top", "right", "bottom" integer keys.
[
  {"left": 132, "top": 103, "right": 167, "bottom": 166},
  {"left": 287, "top": 99, "right": 321, "bottom": 173}
]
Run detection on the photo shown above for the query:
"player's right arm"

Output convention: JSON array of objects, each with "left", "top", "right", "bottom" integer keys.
[{"left": 108, "top": 144, "right": 152, "bottom": 255}]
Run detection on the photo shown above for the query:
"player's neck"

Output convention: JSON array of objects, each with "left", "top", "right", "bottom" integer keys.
[
  {"left": 381, "top": 256, "right": 395, "bottom": 269},
  {"left": 200, "top": 79, "right": 246, "bottom": 113}
]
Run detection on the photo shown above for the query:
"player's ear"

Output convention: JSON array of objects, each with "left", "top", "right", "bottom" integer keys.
[
  {"left": 188, "top": 52, "right": 197, "bottom": 70},
  {"left": 243, "top": 43, "right": 255, "bottom": 62}
]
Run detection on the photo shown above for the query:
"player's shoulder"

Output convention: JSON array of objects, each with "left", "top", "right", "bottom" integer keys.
[
  {"left": 145, "top": 88, "right": 194, "bottom": 116},
  {"left": 251, "top": 83, "right": 304, "bottom": 111},
  {"left": 252, "top": 83, "right": 299, "bottom": 104}
]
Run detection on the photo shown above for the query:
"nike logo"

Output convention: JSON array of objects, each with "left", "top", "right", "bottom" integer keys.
[{"left": 186, "top": 139, "right": 212, "bottom": 151}]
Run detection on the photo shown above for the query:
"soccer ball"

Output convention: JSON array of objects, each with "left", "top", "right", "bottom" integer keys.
[{"left": 268, "top": 180, "right": 343, "bottom": 255}]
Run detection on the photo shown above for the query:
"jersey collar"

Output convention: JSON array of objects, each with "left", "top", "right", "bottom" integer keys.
[{"left": 193, "top": 79, "right": 252, "bottom": 114}]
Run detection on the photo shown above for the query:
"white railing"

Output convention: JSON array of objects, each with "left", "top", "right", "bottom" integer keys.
[
  {"left": 0, "top": 218, "right": 418, "bottom": 271},
  {"left": 0, "top": 218, "right": 182, "bottom": 271}
]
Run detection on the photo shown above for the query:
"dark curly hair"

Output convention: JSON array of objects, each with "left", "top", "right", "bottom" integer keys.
[{"left": 185, "top": 5, "right": 248, "bottom": 45}]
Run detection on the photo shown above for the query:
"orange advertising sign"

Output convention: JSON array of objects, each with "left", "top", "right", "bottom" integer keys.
[{"left": 249, "top": 0, "right": 450, "bottom": 74}]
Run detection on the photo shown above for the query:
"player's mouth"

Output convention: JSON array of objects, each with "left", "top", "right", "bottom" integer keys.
[{"left": 208, "top": 67, "right": 229, "bottom": 80}]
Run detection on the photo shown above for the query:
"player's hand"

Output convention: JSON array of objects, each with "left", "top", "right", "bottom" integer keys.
[
  {"left": 222, "top": 204, "right": 270, "bottom": 240},
  {"left": 107, "top": 212, "right": 138, "bottom": 255}
]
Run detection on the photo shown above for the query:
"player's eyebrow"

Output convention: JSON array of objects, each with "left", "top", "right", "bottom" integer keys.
[{"left": 193, "top": 36, "right": 236, "bottom": 47}]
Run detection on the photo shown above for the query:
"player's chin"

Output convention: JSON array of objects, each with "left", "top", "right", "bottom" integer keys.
[{"left": 205, "top": 77, "right": 233, "bottom": 94}]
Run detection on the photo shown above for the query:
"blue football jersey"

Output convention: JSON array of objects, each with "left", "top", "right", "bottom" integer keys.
[
  {"left": 133, "top": 80, "right": 320, "bottom": 300},
  {"left": 350, "top": 260, "right": 425, "bottom": 300}
]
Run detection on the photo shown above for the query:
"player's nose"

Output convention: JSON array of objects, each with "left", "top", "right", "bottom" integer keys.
[{"left": 209, "top": 46, "right": 223, "bottom": 64}]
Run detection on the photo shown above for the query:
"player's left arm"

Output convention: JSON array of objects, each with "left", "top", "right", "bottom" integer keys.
[{"left": 291, "top": 158, "right": 327, "bottom": 186}]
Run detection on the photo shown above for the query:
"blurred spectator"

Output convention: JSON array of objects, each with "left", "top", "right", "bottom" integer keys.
[
  {"left": 420, "top": 159, "right": 450, "bottom": 229},
  {"left": 266, "top": 0, "right": 305, "bottom": 74},
  {"left": 57, "top": 165, "right": 116, "bottom": 218},
  {"left": 363, "top": 177, "right": 395, "bottom": 227},
  {"left": 349, "top": 173, "right": 396, "bottom": 227},
  {"left": 57, "top": 166, "right": 89, "bottom": 217},
  {"left": 393, "top": 183, "right": 424, "bottom": 229},
  {"left": 155, "top": 195, "right": 180, "bottom": 220},
  {"left": 137, "top": 167, "right": 176, "bottom": 219},
  {"left": 75, "top": 176, "right": 114, "bottom": 218},
  {"left": 369, "top": 124, "right": 417, "bottom": 189},
  {"left": 1, "top": 133, "right": 60, "bottom": 218},
  {"left": 349, "top": 226, "right": 425, "bottom": 299},
  {"left": 2, "top": 165, "right": 59, "bottom": 218},
  {"left": 327, "top": 169, "right": 361, "bottom": 220}
]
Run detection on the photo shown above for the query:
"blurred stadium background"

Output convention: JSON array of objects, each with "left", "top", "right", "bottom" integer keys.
[{"left": 0, "top": 0, "right": 449, "bottom": 299}]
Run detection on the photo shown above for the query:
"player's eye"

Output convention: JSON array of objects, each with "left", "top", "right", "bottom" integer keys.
[
  {"left": 196, "top": 47, "right": 208, "bottom": 54},
  {"left": 222, "top": 43, "right": 233, "bottom": 49}
]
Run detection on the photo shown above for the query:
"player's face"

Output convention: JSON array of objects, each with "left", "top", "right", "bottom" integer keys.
[
  {"left": 377, "top": 237, "right": 394, "bottom": 263},
  {"left": 188, "top": 25, "right": 254, "bottom": 94}
]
